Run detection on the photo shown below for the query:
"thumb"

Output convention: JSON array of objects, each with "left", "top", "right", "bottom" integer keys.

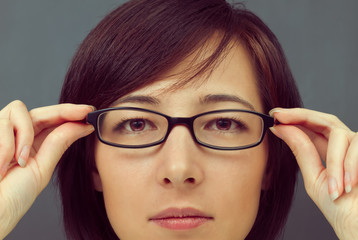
[
  {"left": 34, "top": 122, "right": 94, "bottom": 190},
  {"left": 270, "top": 124, "right": 325, "bottom": 197}
]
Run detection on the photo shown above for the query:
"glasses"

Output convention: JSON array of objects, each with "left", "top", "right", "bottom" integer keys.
[{"left": 87, "top": 107, "right": 274, "bottom": 150}]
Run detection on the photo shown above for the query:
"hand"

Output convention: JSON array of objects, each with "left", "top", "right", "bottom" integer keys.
[
  {"left": 0, "top": 100, "right": 94, "bottom": 239},
  {"left": 269, "top": 108, "right": 358, "bottom": 240}
]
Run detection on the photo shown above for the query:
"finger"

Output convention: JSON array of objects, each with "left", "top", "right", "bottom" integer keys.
[
  {"left": 326, "top": 128, "right": 349, "bottom": 200},
  {"left": 270, "top": 108, "right": 351, "bottom": 138},
  {"left": 0, "top": 100, "right": 34, "bottom": 168},
  {"left": 8, "top": 101, "right": 33, "bottom": 167},
  {"left": 270, "top": 124, "right": 324, "bottom": 197},
  {"left": 30, "top": 104, "right": 94, "bottom": 136},
  {"left": 33, "top": 122, "right": 94, "bottom": 189},
  {"left": 295, "top": 125, "right": 328, "bottom": 162},
  {"left": 0, "top": 119, "right": 15, "bottom": 180},
  {"left": 344, "top": 132, "right": 358, "bottom": 193}
]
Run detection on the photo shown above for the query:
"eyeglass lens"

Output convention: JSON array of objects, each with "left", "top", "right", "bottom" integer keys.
[{"left": 97, "top": 109, "right": 264, "bottom": 148}]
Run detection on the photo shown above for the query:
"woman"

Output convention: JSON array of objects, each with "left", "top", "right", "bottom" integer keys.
[{"left": 0, "top": 0, "right": 357, "bottom": 239}]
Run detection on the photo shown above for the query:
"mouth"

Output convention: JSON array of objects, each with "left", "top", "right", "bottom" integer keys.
[{"left": 149, "top": 207, "right": 214, "bottom": 230}]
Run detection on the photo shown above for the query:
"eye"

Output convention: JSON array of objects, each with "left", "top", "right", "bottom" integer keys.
[
  {"left": 215, "top": 119, "right": 232, "bottom": 130},
  {"left": 204, "top": 118, "right": 247, "bottom": 132},
  {"left": 115, "top": 118, "right": 156, "bottom": 133},
  {"left": 128, "top": 119, "right": 146, "bottom": 131}
]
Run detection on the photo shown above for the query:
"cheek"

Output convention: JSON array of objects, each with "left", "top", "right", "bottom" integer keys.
[
  {"left": 94, "top": 143, "right": 152, "bottom": 238},
  {"left": 207, "top": 145, "right": 267, "bottom": 238}
]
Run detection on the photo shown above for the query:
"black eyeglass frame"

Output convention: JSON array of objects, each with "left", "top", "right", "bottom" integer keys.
[{"left": 87, "top": 107, "right": 274, "bottom": 150}]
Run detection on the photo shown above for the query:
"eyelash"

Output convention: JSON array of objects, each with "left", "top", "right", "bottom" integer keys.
[
  {"left": 113, "top": 117, "right": 151, "bottom": 131},
  {"left": 204, "top": 118, "right": 248, "bottom": 131}
]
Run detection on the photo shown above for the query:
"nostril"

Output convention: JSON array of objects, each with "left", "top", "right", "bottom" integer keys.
[
  {"left": 162, "top": 177, "right": 196, "bottom": 185},
  {"left": 186, "top": 177, "right": 195, "bottom": 184},
  {"left": 164, "top": 178, "right": 171, "bottom": 184}
]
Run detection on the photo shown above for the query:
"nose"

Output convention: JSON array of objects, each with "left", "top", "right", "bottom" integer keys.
[{"left": 155, "top": 125, "right": 205, "bottom": 189}]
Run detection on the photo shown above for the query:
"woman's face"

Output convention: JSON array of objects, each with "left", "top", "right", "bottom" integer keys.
[{"left": 93, "top": 43, "right": 269, "bottom": 240}]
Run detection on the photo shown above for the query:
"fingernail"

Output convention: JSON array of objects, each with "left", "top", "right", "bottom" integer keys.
[
  {"left": 269, "top": 108, "right": 281, "bottom": 117},
  {"left": 78, "top": 104, "right": 96, "bottom": 112},
  {"left": 328, "top": 177, "right": 339, "bottom": 201},
  {"left": 269, "top": 108, "right": 291, "bottom": 117},
  {"left": 345, "top": 172, "right": 352, "bottom": 193},
  {"left": 18, "top": 145, "right": 30, "bottom": 168},
  {"left": 269, "top": 126, "right": 282, "bottom": 139}
]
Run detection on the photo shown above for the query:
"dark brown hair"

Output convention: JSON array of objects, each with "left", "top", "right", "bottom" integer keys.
[{"left": 58, "top": 0, "right": 302, "bottom": 239}]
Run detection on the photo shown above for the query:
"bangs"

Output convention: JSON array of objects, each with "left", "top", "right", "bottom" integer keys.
[
  {"left": 137, "top": 32, "right": 239, "bottom": 94},
  {"left": 62, "top": 0, "right": 241, "bottom": 109}
]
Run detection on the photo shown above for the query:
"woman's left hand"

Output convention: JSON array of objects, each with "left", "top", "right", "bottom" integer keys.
[{"left": 269, "top": 108, "right": 358, "bottom": 240}]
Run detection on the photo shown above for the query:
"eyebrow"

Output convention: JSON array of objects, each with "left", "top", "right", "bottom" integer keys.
[
  {"left": 199, "top": 94, "right": 256, "bottom": 111},
  {"left": 113, "top": 95, "right": 160, "bottom": 105},
  {"left": 114, "top": 93, "right": 255, "bottom": 111}
]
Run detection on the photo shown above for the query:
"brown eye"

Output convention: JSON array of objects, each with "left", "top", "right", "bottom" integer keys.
[
  {"left": 204, "top": 118, "right": 247, "bottom": 132},
  {"left": 129, "top": 120, "right": 146, "bottom": 131},
  {"left": 216, "top": 119, "right": 232, "bottom": 130},
  {"left": 114, "top": 118, "right": 157, "bottom": 134}
]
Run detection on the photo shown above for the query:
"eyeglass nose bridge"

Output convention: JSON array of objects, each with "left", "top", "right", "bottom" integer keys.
[{"left": 163, "top": 116, "right": 197, "bottom": 143}]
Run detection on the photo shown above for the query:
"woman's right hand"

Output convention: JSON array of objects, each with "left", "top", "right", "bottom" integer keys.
[{"left": 0, "top": 100, "right": 94, "bottom": 239}]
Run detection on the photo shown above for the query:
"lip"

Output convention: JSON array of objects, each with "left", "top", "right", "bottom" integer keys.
[{"left": 149, "top": 207, "right": 213, "bottom": 230}]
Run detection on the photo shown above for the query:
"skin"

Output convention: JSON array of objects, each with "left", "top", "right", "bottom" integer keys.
[
  {"left": 0, "top": 103, "right": 94, "bottom": 238},
  {"left": 270, "top": 109, "right": 358, "bottom": 239},
  {"left": 93, "top": 43, "right": 270, "bottom": 240}
]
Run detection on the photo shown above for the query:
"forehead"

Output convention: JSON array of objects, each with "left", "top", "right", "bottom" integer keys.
[{"left": 113, "top": 41, "right": 263, "bottom": 113}]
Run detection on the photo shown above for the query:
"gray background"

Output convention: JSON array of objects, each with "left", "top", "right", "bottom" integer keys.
[{"left": 1, "top": 0, "right": 357, "bottom": 239}]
